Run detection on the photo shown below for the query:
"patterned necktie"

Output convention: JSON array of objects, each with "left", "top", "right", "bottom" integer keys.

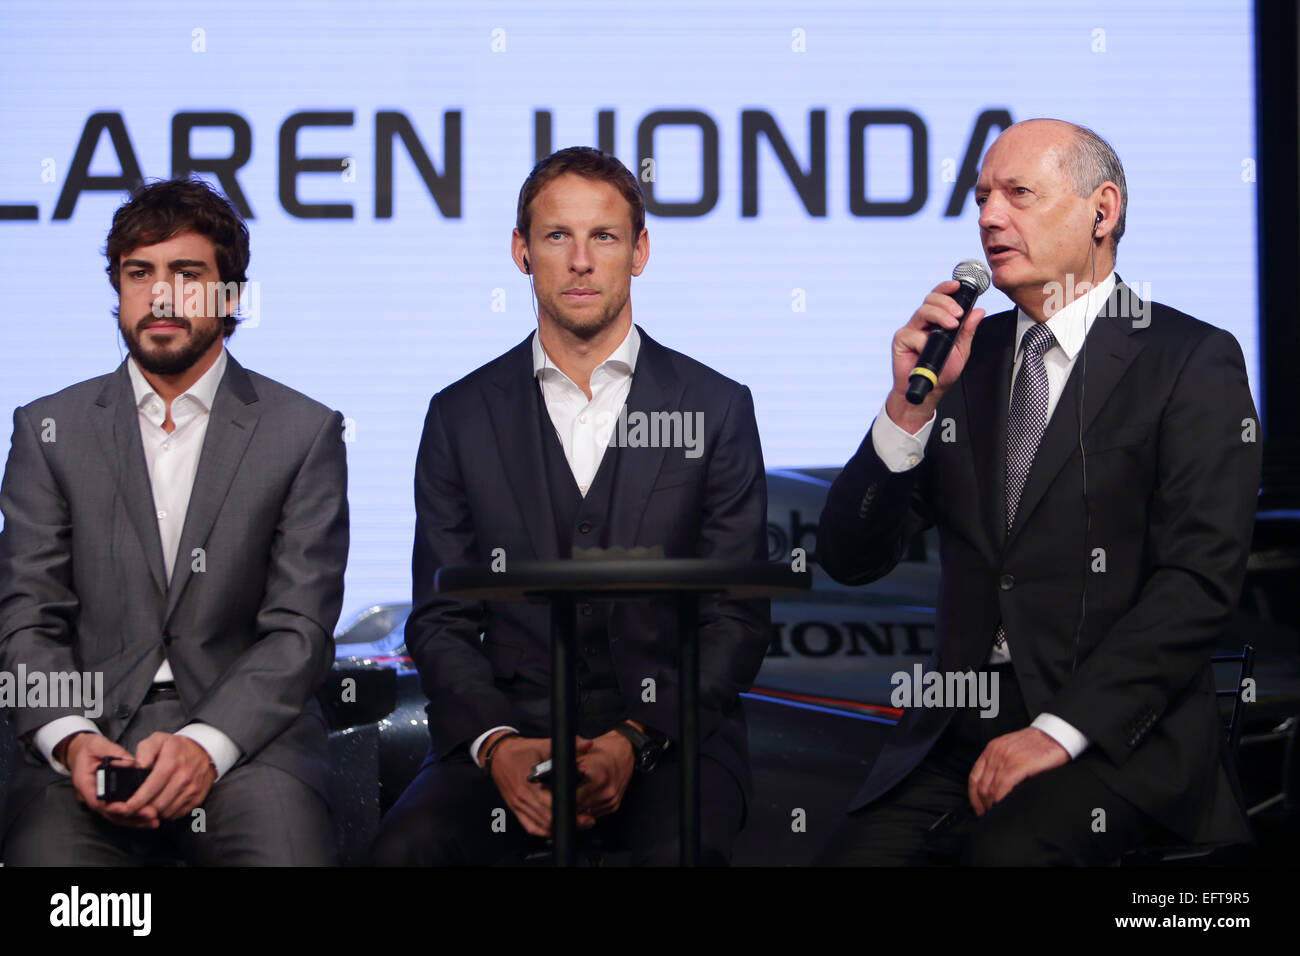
[
  {"left": 1004, "top": 321, "right": 1056, "bottom": 532},
  {"left": 993, "top": 321, "right": 1055, "bottom": 653}
]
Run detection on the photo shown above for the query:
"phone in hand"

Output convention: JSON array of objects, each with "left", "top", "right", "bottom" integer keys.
[
  {"left": 95, "top": 757, "right": 153, "bottom": 803},
  {"left": 527, "top": 759, "right": 588, "bottom": 789}
]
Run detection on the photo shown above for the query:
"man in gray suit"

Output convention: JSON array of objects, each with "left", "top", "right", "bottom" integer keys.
[{"left": 0, "top": 178, "right": 349, "bottom": 865}]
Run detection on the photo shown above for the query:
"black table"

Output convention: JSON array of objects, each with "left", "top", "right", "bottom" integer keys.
[{"left": 434, "top": 558, "right": 811, "bottom": 865}]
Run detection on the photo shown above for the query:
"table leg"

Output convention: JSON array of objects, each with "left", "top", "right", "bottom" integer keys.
[
  {"left": 551, "top": 594, "right": 578, "bottom": 866},
  {"left": 678, "top": 595, "right": 700, "bottom": 866}
]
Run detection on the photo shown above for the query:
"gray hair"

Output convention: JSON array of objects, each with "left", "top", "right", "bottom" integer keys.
[{"left": 1061, "top": 123, "right": 1127, "bottom": 254}]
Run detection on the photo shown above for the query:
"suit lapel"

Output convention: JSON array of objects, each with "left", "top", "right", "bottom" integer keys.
[
  {"left": 484, "top": 326, "right": 681, "bottom": 555},
  {"left": 1006, "top": 279, "right": 1146, "bottom": 546},
  {"left": 605, "top": 327, "right": 679, "bottom": 545},
  {"left": 91, "top": 363, "right": 168, "bottom": 596},
  {"left": 962, "top": 311, "right": 1017, "bottom": 546},
  {"left": 485, "top": 336, "right": 561, "bottom": 561},
  {"left": 163, "top": 355, "right": 261, "bottom": 623}
]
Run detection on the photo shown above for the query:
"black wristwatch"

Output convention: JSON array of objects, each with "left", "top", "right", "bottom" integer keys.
[{"left": 612, "top": 721, "right": 667, "bottom": 773}]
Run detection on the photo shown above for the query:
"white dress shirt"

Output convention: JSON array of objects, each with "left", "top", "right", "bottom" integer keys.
[
  {"left": 469, "top": 324, "right": 641, "bottom": 765},
  {"left": 532, "top": 323, "right": 640, "bottom": 496},
  {"left": 33, "top": 348, "right": 241, "bottom": 778},
  {"left": 869, "top": 272, "right": 1116, "bottom": 759}
]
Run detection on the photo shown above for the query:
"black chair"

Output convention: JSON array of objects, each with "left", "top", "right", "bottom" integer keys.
[
  {"left": 318, "top": 664, "right": 397, "bottom": 865},
  {"left": 1217, "top": 644, "right": 1256, "bottom": 755},
  {"left": 1120, "top": 643, "right": 1255, "bottom": 865}
]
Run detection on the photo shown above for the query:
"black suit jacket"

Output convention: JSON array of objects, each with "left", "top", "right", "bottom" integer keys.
[
  {"left": 405, "top": 327, "right": 770, "bottom": 795},
  {"left": 0, "top": 355, "right": 349, "bottom": 833},
  {"left": 818, "top": 280, "right": 1260, "bottom": 843}
]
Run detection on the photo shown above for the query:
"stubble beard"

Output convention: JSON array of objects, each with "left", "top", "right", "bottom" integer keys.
[{"left": 542, "top": 287, "right": 629, "bottom": 342}]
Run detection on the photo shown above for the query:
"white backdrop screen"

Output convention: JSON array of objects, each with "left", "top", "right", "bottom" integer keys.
[{"left": 0, "top": 1, "right": 1257, "bottom": 618}]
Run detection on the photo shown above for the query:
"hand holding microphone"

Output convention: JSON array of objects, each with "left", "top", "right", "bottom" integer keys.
[{"left": 886, "top": 260, "right": 991, "bottom": 432}]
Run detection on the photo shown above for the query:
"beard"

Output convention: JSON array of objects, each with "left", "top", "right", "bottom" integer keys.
[
  {"left": 539, "top": 287, "right": 629, "bottom": 341},
  {"left": 120, "top": 313, "right": 223, "bottom": 376}
]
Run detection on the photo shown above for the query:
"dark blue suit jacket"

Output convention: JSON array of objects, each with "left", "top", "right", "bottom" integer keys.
[{"left": 405, "top": 327, "right": 770, "bottom": 797}]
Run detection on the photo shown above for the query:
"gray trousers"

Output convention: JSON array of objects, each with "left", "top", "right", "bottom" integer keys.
[{"left": 2, "top": 696, "right": 337, "bottom": 866}]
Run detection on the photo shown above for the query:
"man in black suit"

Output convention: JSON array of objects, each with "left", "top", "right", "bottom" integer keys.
[
  {"left": 370, "top": 147, "right": 769, "bottom": 865},
  {"left": 0, "top": 178, "right": 348, "bottom": 864},
  {"left": 816, "top": 119, "right": 1260, "bottom": 865}
]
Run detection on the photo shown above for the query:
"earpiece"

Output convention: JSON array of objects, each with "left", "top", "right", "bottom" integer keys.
[
  {"left": 523, "top": 255, "right": 530, "bottom": 274},
  {"left": 1092, "top": 211, "right": 1102, "bottom": 236}
]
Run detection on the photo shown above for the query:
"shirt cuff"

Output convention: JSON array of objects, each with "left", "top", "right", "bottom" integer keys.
[
  {"left": 33, "top": 717, "right": 102, "bottom": 775},
  {"left": 175, "top": 723, "right": 241, "bottom": 780},
  {"left": 871, "top": 402, "right": 935, "bottom": 473},
  {"left": 470, "top": 725, "right": 520, "bottom": 767},
  {"left": 1032, "top": 713, "right": 1090, "bottom": 760}
]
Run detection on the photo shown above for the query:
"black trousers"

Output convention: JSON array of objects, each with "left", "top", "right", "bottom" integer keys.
[
  {"left": 370, "top": 745, "right": 745, "bottom": 866},
  {"left": 816, "top": 664, "right": 1165, "bottom": 866},
  {"left": 2, "top": 695, "right": 337, "bottom": 866}
]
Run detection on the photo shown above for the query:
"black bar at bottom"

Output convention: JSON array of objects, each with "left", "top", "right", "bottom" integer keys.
[
  {"left": 550, "top": 594, "right": 577, "bottom": 866},
  {"left": 677, "top": 595, "right": 700, "bottom": 866}
]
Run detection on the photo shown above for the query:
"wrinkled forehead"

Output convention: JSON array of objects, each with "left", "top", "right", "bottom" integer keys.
[{"left": 977, "top": 131, "right": 1070, "bottom": 188}]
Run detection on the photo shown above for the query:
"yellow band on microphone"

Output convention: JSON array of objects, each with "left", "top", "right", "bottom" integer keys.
[{"left": 909, "top": 366, "right": 937, "bottom": 387}]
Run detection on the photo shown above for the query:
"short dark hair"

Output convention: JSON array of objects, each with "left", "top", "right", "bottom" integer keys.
[
  {"left": 104, "top": 177, "right": 250, "bottom": 337},
  {"left": 515, "top": 147, "right": 645, "bottom": 244}
]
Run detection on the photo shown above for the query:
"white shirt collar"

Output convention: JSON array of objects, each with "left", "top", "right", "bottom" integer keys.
[
  {"left": 127, "top": 346, "right": 228, "bottom": 416},
  {"left": 1015, "top": 271, "right": 1116, "bottom": 361},
  {"left": 531, "top": 323, "right": 640, "bottom": 382}
]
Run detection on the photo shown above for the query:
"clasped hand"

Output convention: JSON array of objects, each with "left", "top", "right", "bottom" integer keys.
[
  {"left": 489, "top": 730, "right": 635, "bottom": 838},
  {"left": 63, "top": 731, "right": 217, "bottom": 827}
]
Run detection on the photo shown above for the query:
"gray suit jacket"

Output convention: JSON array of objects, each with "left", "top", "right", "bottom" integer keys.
[{"left": 0, "top": 353, "right": 348, "bottom": 834}]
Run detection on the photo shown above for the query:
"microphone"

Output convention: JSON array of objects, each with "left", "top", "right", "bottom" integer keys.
[{"left": 904, "top": 259, "right": 991, "bottom": 405}]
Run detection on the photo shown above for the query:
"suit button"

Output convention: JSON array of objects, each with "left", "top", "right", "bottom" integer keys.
[
  {"left": 999, "top": 574, "right": 1015, "bottom": 590},
  {"left": 577, "top": 520, "right": 594, "bottom": 535},
  {"left": 580, "top": 603, "right": 593, "bottom": 616},
  {"left": 584, "top": 647, "right": 596, "bottom": 655},
  {"left": 114, "top": 704, "right": 132, "bottom": 721},
  {"left": 162, "top": 632, "right": 174, "bottom": 645}
]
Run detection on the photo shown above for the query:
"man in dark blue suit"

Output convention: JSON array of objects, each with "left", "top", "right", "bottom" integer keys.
[
  {"left": 816, "top": 119, "right": 1260, "bottom": 865},
  {"left": 371, "top": 148, "right": 769, "bottom": 865}
]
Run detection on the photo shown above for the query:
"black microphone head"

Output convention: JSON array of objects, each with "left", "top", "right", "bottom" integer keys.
[{"left": 952, "top": 259, "right": 991, "bottom": 294}]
